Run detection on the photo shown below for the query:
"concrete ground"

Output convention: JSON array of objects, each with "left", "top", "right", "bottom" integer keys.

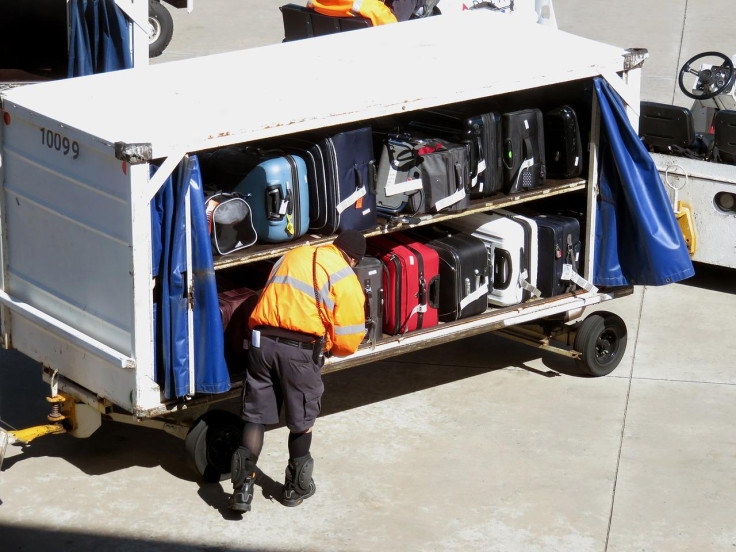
[{"left": 1, "top": 1, "right": 736, "bottom": 551}]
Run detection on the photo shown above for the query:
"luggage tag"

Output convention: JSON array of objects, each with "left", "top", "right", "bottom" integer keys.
[
  {"left": 518, "top": 269, "right": 542, "bottom": 299},
  {"left": 561, "top": 264, "right": 598, "bottom": 293}
]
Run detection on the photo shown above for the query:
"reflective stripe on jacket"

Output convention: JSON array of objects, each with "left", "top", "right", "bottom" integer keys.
[
  {"left": 249, "top": 244, "right": 366, "bottom": 356},
  {"left": 307, "top": 0, "right": 398, "bottom": 26}
]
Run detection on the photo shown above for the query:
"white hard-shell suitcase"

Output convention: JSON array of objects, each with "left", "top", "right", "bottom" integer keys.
[{"left": 445, "top": 212, "right": 539, "bottom": 306}]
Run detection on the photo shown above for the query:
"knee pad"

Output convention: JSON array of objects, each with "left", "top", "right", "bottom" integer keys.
[
  {"left": 287, "top": 454, "right": 314, "bottom": 494},
  {"left": 231, "top": 446, "right": 258, "bottom": 488}
]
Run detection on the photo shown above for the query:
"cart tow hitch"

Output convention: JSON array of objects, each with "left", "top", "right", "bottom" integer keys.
[{"left": 0, "top": 384, "right": 71, "bottom": 471}]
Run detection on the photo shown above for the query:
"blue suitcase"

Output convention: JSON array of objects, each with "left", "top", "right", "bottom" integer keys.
[{"left": 199, "top": 146, "right": 310, "bottom": 243}]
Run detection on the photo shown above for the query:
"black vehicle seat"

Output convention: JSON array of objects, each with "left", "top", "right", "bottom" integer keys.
[
  {"left": 280, "top": 3, "right": 371, "bottom": 42},
  {"left": 713, "top": 110, "right": 736, "bottom": 164}
]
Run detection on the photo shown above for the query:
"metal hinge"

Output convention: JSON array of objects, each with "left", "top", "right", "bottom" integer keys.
[
  {"left": 624, "top": 48, "right": 649, "bottom": 71},
  {"left": 114, "top": 141, "right": 153, "bottom": 164}
]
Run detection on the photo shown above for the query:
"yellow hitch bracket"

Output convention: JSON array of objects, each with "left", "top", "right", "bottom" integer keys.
[
  {"left": 9, "top": 423, "right": 66, "bottom": 445},
  {"left": 675, "top": 201, "right": 696, "bottom": 255}
]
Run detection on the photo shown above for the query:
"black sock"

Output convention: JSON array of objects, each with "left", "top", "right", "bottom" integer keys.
[
  {"left": 288, "top": 431, "right": 312, "bottom": 459},
  {"left": 243, "top": 423, "right": 265, "bottom": 457}
]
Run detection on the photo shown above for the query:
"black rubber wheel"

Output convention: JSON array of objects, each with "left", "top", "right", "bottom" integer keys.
[
  {"left": 574, "top": 312, "right": 627, "bottom": 377},
  {"left": 149, "top": 0, "right": 174, "bottom": 58},
  {"left": 184, "top": 410, "right": 244, "bottom": 482}
]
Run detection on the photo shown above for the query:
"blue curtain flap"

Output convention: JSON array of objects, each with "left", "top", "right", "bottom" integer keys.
[
  {"left": 593, "top": 78, "right": 695, "bottom": 286},
  {"left": 68, "top": 0, "right": 133, "bottom": 77},
  {"left": 151, "top": 157, "right": 230, "bottom": 399}
]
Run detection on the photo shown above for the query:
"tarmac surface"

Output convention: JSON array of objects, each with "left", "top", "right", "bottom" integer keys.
[{"left": 1, "top": 1, "right": 735, "bottom": 551}]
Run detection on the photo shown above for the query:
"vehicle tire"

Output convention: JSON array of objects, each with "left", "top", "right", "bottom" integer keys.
[
  {"left": 185, "top": 410, "right": 244, "bottom": 482},
  {"left": 149, "top": 0, "right": 174, "bottom": 58},
  {"left": 573, "top": 311, "right": 627, "bottom": 377}
]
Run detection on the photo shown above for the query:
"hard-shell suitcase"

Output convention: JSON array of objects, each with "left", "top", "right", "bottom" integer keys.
[
  {"left": 285, "top": 126, "right": 377, "bottom": 234},
  {"left": 423, "top": 231, "right": 491, "bottom": 321},
  {"left": 445, "top": 212, "right": 538, "bottom": 307},
  {"left": 199, "top": 147, "right": 310, "bottom": 243},
  {"left": 409, "top": 108, "right": 503, "bottom": 198},
  {"left": 367, "top": 234, "right": 440, "bottom": 335},
  {"left": 502, "top": 108, "right": 546, "bottom": 194},
  {"left": 544, "top": 105, "right": 583, "bottom": 179},
  {"left": 353, "top": 256, "right": 385, "bottom": 346},
  {"left": 218, "top": 287, "right": 260, "bottom": 368}
]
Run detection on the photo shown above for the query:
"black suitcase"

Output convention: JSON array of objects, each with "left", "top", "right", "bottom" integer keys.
[
  {"left": 408, "top": 109, "right": 503, "bottom": 198},
  {"left": 353, "top": 256, "right": 384, "bottom": 346},
  {"left": 544, "top": 105, "right": 583, "bottom": 179},
  {"left": 423, "top": 232, "right": 491, "bottom": 321},
  {"left": 501, "top": 108, "right": 546, "bottom": 194},
  {"left": 508, "top": 209, "right": 582, "bottom": 297}
]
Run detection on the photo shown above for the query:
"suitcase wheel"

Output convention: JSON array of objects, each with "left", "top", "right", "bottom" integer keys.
[{"left": 573, "top": 311, "right": 627, "bottom": 377}]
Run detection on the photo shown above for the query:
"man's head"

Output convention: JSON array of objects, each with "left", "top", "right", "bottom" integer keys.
[{"left": 333, "top": 230, "right": 366, "bottom": 267}]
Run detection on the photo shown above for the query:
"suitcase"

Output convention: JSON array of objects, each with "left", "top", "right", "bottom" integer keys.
[
  {"left": 218, "top": 287, "right": 260, "bottom": 368},
  {"left": 200, "top": 146, "right": 310, "bottom": 243},
  {"left": 445, "top": 212, "right": 538, "bottom": 307},
  {"left": 502, "top": 207, "right": 583, "bottom": 297},
  {"left": 501, "top": 108, "right": 546, "bottom": 194},
  {"left": 544, "top": 105, "right": 583, "bottom": 179},
  {"left": 367, "top": 234, "right": 440, "bottom": 335},
  {"left": 528, "top": 211, "right": 582, "bottom": 297},
  {"left": 375, "top": 132, "right": 471, "bottom": 216},
  {"left": 281, "top": 126, "right": 377, "bottom": 234},
  {"left": 375, "top": 134, "right": 423, "bottom": 216},
  {"left": 423, "top": 231, "right": 491, "bottom": 321},
  {"left": 409, "top": 108, "right": 503, "bottom": 198},
  {"left": 353, "top": 256, "right": 385, "bottom": 346}
]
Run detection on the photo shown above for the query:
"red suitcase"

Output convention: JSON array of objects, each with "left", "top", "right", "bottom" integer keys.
[{"left": 367, "top": 233, "right": 440, "bottom": 335}]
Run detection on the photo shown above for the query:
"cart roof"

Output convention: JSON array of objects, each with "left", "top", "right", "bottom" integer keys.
[{"left": 1, "top": 10, "right": 629, "bottom": 160}]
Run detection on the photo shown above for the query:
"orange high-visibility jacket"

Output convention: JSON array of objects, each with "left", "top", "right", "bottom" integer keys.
[
  {"left": 307, "top": 0, "right": 398, "bottom": 26},
  {"left": 249, "top": 243, "right": 366, "bottom": 356}
]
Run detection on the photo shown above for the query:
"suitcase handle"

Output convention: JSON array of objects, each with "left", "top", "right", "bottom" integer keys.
[
  {"left": 493, "top": 249, "right": 512, "bottom": 290},
  {"left": 266, "top": 185, "right": 286, "bottom": 221},
  {"left": 428, "top": 275, "right": 440, "bottom": 310}
]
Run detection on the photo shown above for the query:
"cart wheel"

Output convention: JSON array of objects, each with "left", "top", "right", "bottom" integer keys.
[
  {"left": 148, "top": 0, "right": 174, "bottom": 58},
  {"left": 185, "top": 410, "right": 244, "bottom": 482},
  {"left": 574, "top": 312, "right": 627, "bottom": 377}
]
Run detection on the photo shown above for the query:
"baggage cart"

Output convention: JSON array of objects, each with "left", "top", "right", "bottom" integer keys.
[{"left": 0, "top": 10, "right": 656, "bottom": 478}]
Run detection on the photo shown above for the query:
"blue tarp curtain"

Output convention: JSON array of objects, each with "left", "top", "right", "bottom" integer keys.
[
  {"left": 151, "top": 156, "right": 231, "bottom": 399},
  {"left": 68, "top": 0, "right": 133, "bottom": 77},
  {"left": 593, "top": 78, "right": 695, "bottom": 286}
]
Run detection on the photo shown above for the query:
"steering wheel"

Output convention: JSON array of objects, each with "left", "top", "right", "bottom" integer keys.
[{"left": 678, "top": 51, "right": 735, "bottom": 100}]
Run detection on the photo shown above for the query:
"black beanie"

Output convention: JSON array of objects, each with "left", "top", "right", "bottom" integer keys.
[{"left": 333, "top": 230, "right": 366, "bottom": 262}]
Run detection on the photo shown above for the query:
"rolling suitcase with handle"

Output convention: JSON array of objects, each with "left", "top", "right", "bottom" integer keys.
[
  {"left": 544, "top": 105, "right": 583, "bottom": 179},
  {"left": 409, "top": 108, "right": 503, "bottom": 198},
  {"left": 199, "top": 146, "right": 310, "bottom": 244},
  {"left": 367, "top": 233, "right": 440, "bottom": 335},
  {"left": 286, "top": 126, "right": 377, "bottom": 234},
  {"left": 502, "top": 108, "right": 546, "bottom": 194},
  {"left": 421, "top": 231, "right": 491, "bottom": 321},
  {"left": 353, "top": 256, "right": 385, "bottom": 347},
  {"left": 445, "top": 212, "right": 539, "bottom": 307}
]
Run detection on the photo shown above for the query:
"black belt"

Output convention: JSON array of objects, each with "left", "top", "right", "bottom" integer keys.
[{"left": 262, "top": 335, "right": 315, "bottom": 350}]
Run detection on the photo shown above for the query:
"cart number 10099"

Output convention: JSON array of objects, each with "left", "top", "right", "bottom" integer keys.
[{"left": 40, "top": 128, "right": 80, "bottom": 159}]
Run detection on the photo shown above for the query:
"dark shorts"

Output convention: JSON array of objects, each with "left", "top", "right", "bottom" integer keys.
[{"left": 241, "top": 335, "right": 324, "bottom": 432}]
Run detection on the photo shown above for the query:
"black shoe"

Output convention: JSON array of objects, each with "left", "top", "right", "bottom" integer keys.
[
  {"left": 281, "top": 454, "right": 316, "bottom": 507},
  {"left": 282, "top": 478, "right": 316, "bottom": 507},
  {"left": 229, "top": 475, "right": 255, "bottom": 513}
]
